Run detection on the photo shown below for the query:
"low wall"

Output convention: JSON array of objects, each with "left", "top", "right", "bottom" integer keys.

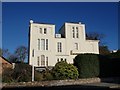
[{"left": 2, "top": 78, "right": 101, "bottom": 88}]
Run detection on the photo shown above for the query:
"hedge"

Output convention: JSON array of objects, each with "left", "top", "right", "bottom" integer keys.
[{"left": 74, "top": 54, "right": 99, "bottom": 78}]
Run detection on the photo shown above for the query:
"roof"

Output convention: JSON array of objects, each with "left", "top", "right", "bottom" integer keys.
[
  {"left": 0, "top": 56, "right": 12, "bottom": 64},
  {"left": 31, "top": 22, "right": 55, "bottom": 25}
]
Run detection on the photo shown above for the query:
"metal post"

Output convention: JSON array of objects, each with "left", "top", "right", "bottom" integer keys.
[{"left": 32, "top": 64, "right": 34, "bottom": 81}]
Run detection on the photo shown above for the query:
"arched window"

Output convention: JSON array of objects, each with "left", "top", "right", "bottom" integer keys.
[{"left": 41, "top": 55, "right": 45, "bottom": 66}]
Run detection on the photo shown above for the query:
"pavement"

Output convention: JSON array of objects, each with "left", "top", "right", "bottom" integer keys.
[
  {"left": 1, "top": 82, "right": 120, "bottom": 90},
  {"left": 81, "top": 82, "right": 120, "bottom": 89}
]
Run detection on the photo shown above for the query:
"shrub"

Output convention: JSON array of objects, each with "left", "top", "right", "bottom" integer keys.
[
  {"left": 2, "top": 68, "right": 14, "bottom": 83},
  {"left": 12, "top": 63, "right": 32, "bottom": 82},
  {"left": 52, "top": 61, "right": 79, "bottom": 80},
  {"left": 35, "top": 71, "right": 44, "bottom": 81},
  {"left": 42, "top": 69, "right": 54, "bottom": 80},
  {"left": 98, "top": 54, "right": 120, "bottom": 77},
  {"left": 74, "top": 54, "right": 99, "bottom": 78}
]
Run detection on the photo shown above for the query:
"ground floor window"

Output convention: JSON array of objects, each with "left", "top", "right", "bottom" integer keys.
[
  {"left": 41, "top": 55, "right": 45, "bottom": 66},
  {"left": 46, "top": 57, "right": 48, "bottom": 66}
]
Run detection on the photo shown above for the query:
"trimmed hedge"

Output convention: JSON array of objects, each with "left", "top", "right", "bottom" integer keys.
[
  {"left": 98, "top": 54, "right": 120, "bottom": 77},
  {"left": 74, "top": 54, "right": 99, "bottom": 78}
]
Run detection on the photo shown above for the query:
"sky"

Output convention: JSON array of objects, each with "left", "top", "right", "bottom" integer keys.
[{"left": 2, "top": 2, "right": 118, "bottom": 54}]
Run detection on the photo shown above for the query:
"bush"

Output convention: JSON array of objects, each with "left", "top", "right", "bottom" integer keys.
[
  {"left": 12, "top": 63, "right": 32, "bottom": 82},
  {"left": 2, "top": 68, "right": 14, "bottom": 83},
  {"left": 42, "top": 69, "right": 54, "bottom": 80},
  {"left": 98, "top": 54, "right": 120, "bottom": 77},
  {"left": 74, "top": 54, "right": 99, "bottom": 78},
  {"left": 35, "top": 70, "right": 44, "bottom": 81},
  {"left": 52, "top": 61, "right": 79, "bottom": 80}
]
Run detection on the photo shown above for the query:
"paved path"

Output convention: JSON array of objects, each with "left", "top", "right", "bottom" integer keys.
[{"left": 81, "top": 82, "right": 120, "bottom": 89}]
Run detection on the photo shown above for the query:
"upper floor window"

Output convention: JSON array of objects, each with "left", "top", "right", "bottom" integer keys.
[
  {"left": 57, "top": 42, "right": 62, "bottom": 52},
  {"left": 38, "top": 39, "right": 40, "bottom": 50},
  {"left": 44, "top": 28, "right": 47, "bottom": 34},
  {"left": 76, "top": 27, "right": 79, "bottom": 38},
  {"left": 41, "top": 39, "right": 45, "bottom": 50},
  {"left": 75, "top": 43, "right": 78, "bottom": 50},
  {"left": 72, "top": 27, "right": 75, "bottom": 38},
  {"left": 46, "top": 39, "right": 48, "bottom": 50},
  {"left": 40, "top": 39, "right": 48, "bottom": 51},
  {"left": 39, "top": 28, "right": 42, "bottom": 34},
  {"left": 32, "top": 49, "right": 34, "bottom": 57}
]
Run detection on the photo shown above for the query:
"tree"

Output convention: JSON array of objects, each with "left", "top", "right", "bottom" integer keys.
[
  {"left": 86, "top": 32, "right": 110, "bottom": 55},
  {"left": 86, "top": 32, "right": 105, "bottom": 46},
  {"left": 99, "top": 46, "right": 110, "bottom": 55},
  {"left": 52, "top": 61, "right": 79, "bottom": 80},
  {"left": 0, "top": 48, "right": 10, "bottom": 58},
  {"left": 8, "top": 54, "right": 19, "bottom": 63},
  {"left": 14, "top": 46, "right": 28, "bottom": 62},
  {"left": 0, "top": 48, "right": 2, "bottom": 56}
]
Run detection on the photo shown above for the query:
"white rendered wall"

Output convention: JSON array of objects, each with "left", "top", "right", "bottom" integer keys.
[{"left": 29, "top": 22, "right": 99, "bottom": 67}]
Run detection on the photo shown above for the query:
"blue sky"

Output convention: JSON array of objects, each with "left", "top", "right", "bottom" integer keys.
[{"left": 2, "top": 2, "right": 118, "bottom": 53}]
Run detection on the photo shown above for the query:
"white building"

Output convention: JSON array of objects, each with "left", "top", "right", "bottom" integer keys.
[{"left": 28, "top": 20, "right": 99, "bottom": 68}]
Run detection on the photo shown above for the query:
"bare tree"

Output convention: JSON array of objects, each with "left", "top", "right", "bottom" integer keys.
[
  {"left": 0, "top": 48, "right": 2, "bottom": 56},
  {"left": 14, "top": 46, "right": 28, "bottom": 62},
  {"left": 8, "top": 54, "right": 18, "bottom": 63},
  {"left": 0, "top": 48, "right": 11, "bottom": 58},
  {"left": 86, "top": 32, "right": 106, "bottom": 45},
  {"left": 86, "top": 32, "right": 110, "bottom": 55}
]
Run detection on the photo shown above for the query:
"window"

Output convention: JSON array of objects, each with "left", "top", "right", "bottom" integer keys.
[
  {"left": 41, "top": 55, "right": 45, "bottom": 66},
  {"left": 65, "top": 59, "right": 67, "bottom": 62},
  {"left": 72, "top": 27, "right": 75, "bottom": 38},
  {"left": 44, "top": 28, "right": 47, "bottom": 34},
  {"left": 32, "top": 49, "right": 34, "bottom": 57},
  {"left": 37, "top": 56, "right": 40, "bottom": 66},
  {"left": 38, "top": 39, "right": 40, "bottom": 50},
  {"left": 75, "top": 43, "right": 78, "bottom": 50},
  {"left": 61, "top": 58, "right": 63, "bottom": 61},
  {"left": 59, "top": 43, "right": 62, "bottom": 52},
  {"left": 46, "top": 57, "right": 48, "bottom": 66},
  {"left": 57, "top": 42, "right": 62, "bottom": 52},
  {"left": 46, "top": 39, "right": 48, "bottom": 50},
  {"left": 40, "top": 28, "right": 42, "bottom": 34},
  {"left": 41, "top": 39, "right": 45, "bottom": 50},
  {"left": 76, "top": 27, "right": 79, "bottom": 38},
  {"left": 57, "top": 58, "right": 59, "bottom": 62}
]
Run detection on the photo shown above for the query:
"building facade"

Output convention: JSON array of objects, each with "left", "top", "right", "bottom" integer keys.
[{"left": 28, "top": 20, "right": 99, "bottom": 67}]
